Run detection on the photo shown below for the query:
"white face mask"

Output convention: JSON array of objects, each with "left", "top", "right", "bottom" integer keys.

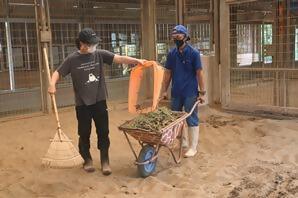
[{"left": 87, "top": 44, "right": 97, "bottom": 53}]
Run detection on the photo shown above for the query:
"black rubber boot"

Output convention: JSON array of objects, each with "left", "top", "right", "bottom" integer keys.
[
  {"left": 83, "top": 158, "right": 95, "bottom": 173},
  {"left": 100, "top": 150, "right": 112, "bottom": 176}
]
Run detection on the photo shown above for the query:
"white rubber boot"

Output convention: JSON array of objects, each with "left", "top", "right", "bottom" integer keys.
[
  {"left": 181, "top": 126, "right": 189, "bottom": 149},
  {"left": 184, "top": 126, "right": 199, "bottom": 158}
]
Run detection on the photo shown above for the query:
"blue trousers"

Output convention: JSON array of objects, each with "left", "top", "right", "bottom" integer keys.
[{"left": 171, "top": 96, "right": 199, "bottom": 127}]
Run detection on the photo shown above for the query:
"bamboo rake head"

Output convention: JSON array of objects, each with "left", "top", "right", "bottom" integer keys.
[{"left": 42, "top": 131, "right": 84, "bottom": 168}]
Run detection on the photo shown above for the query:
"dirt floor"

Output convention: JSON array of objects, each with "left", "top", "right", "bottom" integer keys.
[{"left": 0, "top": 103, "right": 297, "bottom": 198}]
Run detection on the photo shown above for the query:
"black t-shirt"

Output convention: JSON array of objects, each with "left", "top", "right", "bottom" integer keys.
[{"left": 57, "top": 49, "right": 114, "bottom": 106}]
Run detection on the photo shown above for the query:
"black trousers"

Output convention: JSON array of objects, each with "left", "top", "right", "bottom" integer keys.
[{"left": 75, "top": 100, "right": 110, "bottom": 161}]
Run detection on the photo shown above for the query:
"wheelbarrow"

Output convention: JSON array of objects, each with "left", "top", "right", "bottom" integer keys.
[{"left": 118, "top": 100, "right": 200, "bottom": 177}]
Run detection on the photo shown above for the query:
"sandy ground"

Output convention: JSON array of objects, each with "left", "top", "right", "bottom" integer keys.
[{"left": 0, "top": 103, "right": 297, "bottom": 198}]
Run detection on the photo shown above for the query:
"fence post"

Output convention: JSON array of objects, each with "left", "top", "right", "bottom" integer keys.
[
  {"left": 35, "top": 0, "right": 52, "bottom": 114},
  {"left": 141, "top": 0, "right": 156, "bottom": 99},
  {"left": 176, "top": 0, "right": 185, "bottom": 25},
  {"left": 219, "top": 0, "right": 230, "bottom": 107}
]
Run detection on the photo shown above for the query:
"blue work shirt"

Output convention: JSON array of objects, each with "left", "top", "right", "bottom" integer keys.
[{"left": 165, "top": 44, "right": 202, "bottom": 98}]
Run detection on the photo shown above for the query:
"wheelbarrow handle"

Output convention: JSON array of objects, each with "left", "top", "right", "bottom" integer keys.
[
  {"left": 185, "top": 100, "right": 201, "bottom": 118},
  {"left": 157, "top": 98, "right": 200, "bottom": 118},
  {"left": 160, "top": 100, "right": 201, "bottom": 132},
  {"left": 174, "top": 100, "right": 201, "bottom": 122}
]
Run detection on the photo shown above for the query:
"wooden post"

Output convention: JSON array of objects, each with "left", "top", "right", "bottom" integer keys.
[
  {"left": 285, "top": 0, "right": 291, "bottom": 107},
  {"left": 36, "top": 0, "right": 52, "bottom": 113},
  {"left": 212, "top": 0, "right": 221, "bottom": 104},
  {"left": 277, "top": 0, "right": 287, "bottom": 107},
  {"left": 34, "top": 0, "right": 46, "bottom": 113},
  {"left": 176, "top": 0, "right": 185, "bottom": 25},
  {"left": 141, "top": 0, "right": 156, "bottom": 99},
  {"left": 141, "top": 0, "right": 156, "bottom": 60},
  {"left": 273, "top": 1, "right": 278, "bottom": 106},
  {"left": 219, "top": 0, "right": 231, "bottom": 107}
]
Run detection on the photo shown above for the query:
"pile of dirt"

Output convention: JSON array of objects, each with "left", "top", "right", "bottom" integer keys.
[
  {"left": 205, "top": 115, "right": 258, "bottom": 128},
  {"left": 228, "top": 161, "right": 298, "bottom": 198}
]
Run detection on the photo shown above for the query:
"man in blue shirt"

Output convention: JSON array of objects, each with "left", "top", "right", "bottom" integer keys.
[{"left": 162, "top": 25, "right": 206, "bottom": 157}]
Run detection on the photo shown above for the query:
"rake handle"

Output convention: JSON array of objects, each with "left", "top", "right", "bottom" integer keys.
[{"left": 43, "top": 47, "right": 63, "bottom": 138}]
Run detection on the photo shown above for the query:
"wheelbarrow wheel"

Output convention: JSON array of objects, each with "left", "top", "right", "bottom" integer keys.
[{"left": 137, "top": 145, "right": 157, "bottom": 178}]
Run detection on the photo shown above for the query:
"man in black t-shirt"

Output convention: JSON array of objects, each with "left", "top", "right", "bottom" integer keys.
[{"left": 48, "top": 28, "right": 145, "bottom": 175}]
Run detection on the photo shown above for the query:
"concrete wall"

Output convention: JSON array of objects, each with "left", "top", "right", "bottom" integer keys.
[
  {"left": 201, "top": 55, "right": 216, "bottom": 105},
  {"left": 0, "top": 77, "right": 132, "bottom": 117},
  {"left": 55, "top": 78, "right": 131, "bottom": 107},
  {"left": 0, "top": 88, "right": 42, "bottom": 117}
]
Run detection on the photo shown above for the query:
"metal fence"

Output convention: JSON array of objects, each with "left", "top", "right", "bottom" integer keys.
[
  {"left": 155, "top": 0, "right": 213, "bottom": 66},
  {"left": 0, "top": 0, "right": 142, "bottom": 117},
  {"left": 0, "top": 0, "right": 42, "bottom": 118},
  {"left": 48, "top": 0, "right": 142, "bottom": 107},
  {"left": 156, "top": 0, "right": 176, "bottom": 65},
  {"left": 185, "top": 0, "right": 213, "bottom": 54},
  {"left": 229, "top": 0, "right": 298, "bottom": 110},
  {"left": 0, "top": 0, "right": 216, "bottom": 118}
]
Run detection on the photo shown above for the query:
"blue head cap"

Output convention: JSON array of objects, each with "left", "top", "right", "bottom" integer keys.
[
  {"left": 172, "top": 25, "right": 190, "bottom": 40},
  {"left": 172, "top": 25, "right": 188, "bottom": 36}
]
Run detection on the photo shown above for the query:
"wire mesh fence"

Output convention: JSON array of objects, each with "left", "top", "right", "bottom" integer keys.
[
  {"left": 156, "top": 0, "right": 176, "bottom": 65},
  {"left": 0, "top": 0, "right": 42, "bottom": 118},
  {"left": 49, "top": 1, "right": 142, "bottom": 76},
  {"left": 0, "top": 0, "right": 143, "bottom": 116},
  {"left": 229, "top": 0, "right": 298, "bottom": 109},
  {"left": 49, "top": 0, "right": 142, "bottom": 107},
  {"left": 0, "top": 0, "right": 215, "bottom": 118},
  {"left": 4, "top": 0, "right": 298, "bottom": 118},
  {"left": 156, "top": 23, "right": 176, "bottom": 65},
  {"left": 155, "top": 0, "right": 213, "bottom": 65},
  {"left": 185, "top": 0, "right": 212, "bottom": 54}
]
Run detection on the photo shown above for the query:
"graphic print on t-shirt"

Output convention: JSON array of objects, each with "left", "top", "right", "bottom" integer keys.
[
  {"left": 86, "top": 73, "right": 99, "bottom": 84},
  {"left": 76, "top": 60, "right": 100, "bottom": 85}
]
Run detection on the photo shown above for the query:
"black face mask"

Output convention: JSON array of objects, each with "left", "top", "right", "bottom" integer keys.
[{"left": 174, "top": 39, "right": 184, "bottom": 48}]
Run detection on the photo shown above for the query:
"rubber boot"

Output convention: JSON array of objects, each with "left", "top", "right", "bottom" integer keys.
[
  {"left": 83, "top": 158, "right": 95, "bottom": 173},
  {"left": 100, "top": 150, "right": 112, "bottom": 176},
  {"left": 181, "top": 126, "right": 189, "bottom": 149},
  {"left": 79, "top": 139, "right": 95, "bottom": 172},
  {"left": 184, "top": 126, "right": 199, "bottom": 158}
]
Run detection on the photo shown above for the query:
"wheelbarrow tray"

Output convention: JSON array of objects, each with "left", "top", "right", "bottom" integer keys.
[{"left": 118, "top": 111, "right": 186, "bottom": 146}]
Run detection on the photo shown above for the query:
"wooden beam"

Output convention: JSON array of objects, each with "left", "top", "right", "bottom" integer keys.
[
  {"left": 36, "top": 0, "right": 52, "bottom": 114},
  {"left": 141, "top": 0, "right": 156, "bottom": 99},
  {"left": 141, "top": 0, "right": 156, "bottom": 60},
  {"left": 220, "top": 0, "right": 231, "bottom": 106},
  {"left": 212, "top": 0, "right": 221, "bottom": 104},
  {"left": 226, "top": 0, "right": 257, "bottom": 4},
  {"left": 176, "top": 0, "right": 184, "bottom": 24},
  {"left": 236, "top": 12, "right": 274, "bottom": 23},
  {"left": 184, "top": 15, "right": 211, "bottom": 23}
]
